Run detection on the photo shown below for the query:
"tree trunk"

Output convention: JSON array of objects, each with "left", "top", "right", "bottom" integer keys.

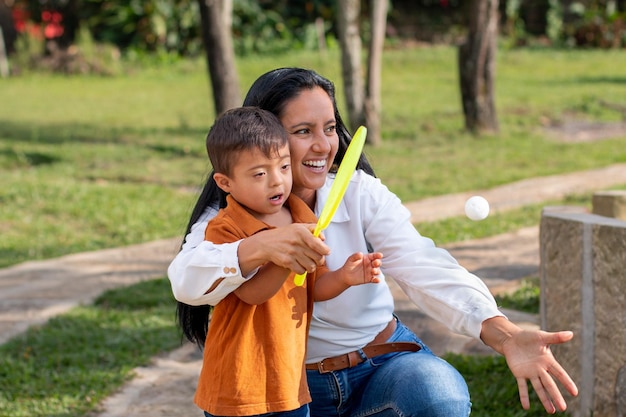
[
  {"left": 0, "top": 0, "right": 17, "bottom": 56},
  {"left": 337, "top": 0, "right": 365, "bottom": 132},
  {"left": 364, "top": 0, "right": 387, "bottom": 147},
  {"left": 0, "top": 28, "right": 9, "bottom": 78},
  {"left": 198, "top": 0, "right": 241, "bottom": 116},
  {"left": 458, "top": 0, "right": 499, "bottom": 134}
]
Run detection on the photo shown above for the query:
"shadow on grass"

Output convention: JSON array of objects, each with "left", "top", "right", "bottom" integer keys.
[
  {"left": 0, "top": 148, "right": 61, "bottom": 167},
  {"left": 0, "top": 119, "right": 206, "bottom": 146},
  {"left": 572, "top": 76, "right": 626, "bottom": 85}
]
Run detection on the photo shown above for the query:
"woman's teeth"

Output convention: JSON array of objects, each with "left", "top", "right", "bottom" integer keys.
[{"left": 303, "top": 160, "right": 326, "bottom": 168}]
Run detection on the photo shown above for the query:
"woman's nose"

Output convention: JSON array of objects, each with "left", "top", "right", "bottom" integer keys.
[{"left": 312, "top": 130, "right": 331, "bottom": 153}]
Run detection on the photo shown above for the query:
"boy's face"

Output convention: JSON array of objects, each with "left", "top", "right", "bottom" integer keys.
[{"left": 214, "top": 143, "right": 292, "bottom": 217}]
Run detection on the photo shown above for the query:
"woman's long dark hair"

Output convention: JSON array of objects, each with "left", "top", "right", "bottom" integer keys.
[{"left": 177, "top": 67, "right": 376, "bottom": 348}]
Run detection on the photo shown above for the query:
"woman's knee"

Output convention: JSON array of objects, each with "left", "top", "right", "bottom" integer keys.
[{"left": 362, "top": 352, "right": 470, "bottom": 416}]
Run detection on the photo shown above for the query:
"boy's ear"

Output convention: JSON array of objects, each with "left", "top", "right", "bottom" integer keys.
[{"left": 213, "top": 172, "right": 232, "bottom": 193}]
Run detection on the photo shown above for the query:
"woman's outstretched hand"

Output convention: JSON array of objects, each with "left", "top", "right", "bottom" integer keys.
[
  {"left": 480, "top": 316, "right": 578, "bottom": 414},
  {"left": 238, "top": 223, "right": 330, "bottom": 275}
]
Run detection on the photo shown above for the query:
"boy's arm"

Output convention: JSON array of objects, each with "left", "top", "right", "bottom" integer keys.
[
  {"left": 233, "top": 262, "right": 290, "bottom": 304},
  {"left": 314, "top": 252, "right": 382, "bottom": 301}
]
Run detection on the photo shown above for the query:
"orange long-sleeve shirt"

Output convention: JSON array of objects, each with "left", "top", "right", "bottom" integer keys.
[{"left": 195, "top": 194, "right": 323, "bottom": 416}]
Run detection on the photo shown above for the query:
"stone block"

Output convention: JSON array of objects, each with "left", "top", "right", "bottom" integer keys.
[
  {"left": 540, "top": 209, "right": 626, "bottom": 417},
  {"left": 592, "top": 190, "right": 626, "bottom": 220}
]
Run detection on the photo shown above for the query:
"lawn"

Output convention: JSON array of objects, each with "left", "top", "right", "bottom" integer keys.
[{"left": 1, "top": 45, "right": 625, "bottom": 267}]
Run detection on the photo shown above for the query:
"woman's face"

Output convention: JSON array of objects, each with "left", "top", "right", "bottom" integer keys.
[{"left": 278, "top": 87, "right": 339, "bottom": 202}]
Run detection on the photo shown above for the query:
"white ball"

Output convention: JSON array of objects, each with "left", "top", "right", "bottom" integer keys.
[{"left": 465, "top": 196, "right": 490, "bottom": 221}]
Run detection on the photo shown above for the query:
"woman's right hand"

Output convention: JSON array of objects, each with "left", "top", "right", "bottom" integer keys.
[{"left": 237, "top": 223, "right": 330, "bottom": 275}]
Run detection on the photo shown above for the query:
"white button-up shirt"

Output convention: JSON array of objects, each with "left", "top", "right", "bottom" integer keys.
[{"left": 168, "top": 170, "right": 503, "bottom": 362}]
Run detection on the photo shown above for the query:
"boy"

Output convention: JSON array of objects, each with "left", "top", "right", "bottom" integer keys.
[{"left": 195, "top": 107, "right": 382, "bottom": 416}]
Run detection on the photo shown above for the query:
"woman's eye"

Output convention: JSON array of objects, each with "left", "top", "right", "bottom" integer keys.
[
  {"left": 325, "top": 125, "right": 337, "bottom": 134},
  {"left": 294, "top": 128, "right": 310, "bottom": 135}
]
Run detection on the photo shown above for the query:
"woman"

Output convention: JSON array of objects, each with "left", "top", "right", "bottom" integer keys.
[{"left": 169, "top": 68, "right": 578, "bottom": 416}]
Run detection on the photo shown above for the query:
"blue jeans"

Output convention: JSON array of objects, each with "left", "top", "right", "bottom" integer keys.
[
  {"left": 306, "top": 319, "right": 471, "bottom": 417},
  {"left": 204, "top": 404, "right": 309, "bottom": 417}
]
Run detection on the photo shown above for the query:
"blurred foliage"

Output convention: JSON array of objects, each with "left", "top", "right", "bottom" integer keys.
[
  {"left": 78, "top": 0, "right": 203, "bottom": 55},
  {"left": 501, "top": 0, "right": 626, "bottom": 47},
  {"left": 564, "top": 0, "right": 626, "bottom": 47},
  {"left": 13, "top": 0, "right": 337, "bottom": 57},
  {"left": 5, "top": 0, "right": 626, "bottom": 75}
]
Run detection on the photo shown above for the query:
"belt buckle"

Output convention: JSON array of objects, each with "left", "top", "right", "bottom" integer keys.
[{"left": 317, "top": 360, "right": 330, "bottom": 374}]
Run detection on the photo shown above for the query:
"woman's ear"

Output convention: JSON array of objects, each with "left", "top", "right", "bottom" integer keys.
[{"left": 213, "top": 172, "right": 232, "bottom": 193}]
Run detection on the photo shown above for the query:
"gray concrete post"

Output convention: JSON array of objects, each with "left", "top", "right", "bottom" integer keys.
[{"left": 540, "top": 208, "right": 626, "bottom": 417}]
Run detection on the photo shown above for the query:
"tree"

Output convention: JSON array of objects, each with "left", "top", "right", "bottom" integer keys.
[
  {"left": 458, "top": 0, "right": 499, "bottom": 134},
  {"left": 0, "top": 1, "right": 13, "bottom": 77},
  {"left": 364, "top": 0, "right": 387, "bottom": 147},
  {"left": 336, "top": 0, "right": 387, "bottom": 146},
  {"left": 337, "top": 0, "right": 364, "bottom": 131},
  {"left": 198, "top": 0, "right": 241, "bottom": 116}
]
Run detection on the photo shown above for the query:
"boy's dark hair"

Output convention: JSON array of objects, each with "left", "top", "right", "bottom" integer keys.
[{"left": 207, "top": 107, "right": 289, "bottom": 176}]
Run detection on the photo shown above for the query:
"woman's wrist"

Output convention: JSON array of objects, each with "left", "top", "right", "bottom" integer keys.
[
  {"left": 479, "top": 316, "right": 521, "bottom": 355},
  {"left": 236, "top": 234, "right": 270, "bottom": 276}
]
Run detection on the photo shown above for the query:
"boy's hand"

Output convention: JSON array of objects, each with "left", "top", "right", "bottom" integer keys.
[{"left": 341, "top": 252, "right": 383, "bottom": 286}]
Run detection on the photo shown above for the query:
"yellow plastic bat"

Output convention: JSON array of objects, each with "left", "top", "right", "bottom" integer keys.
[{"left": 294, "top": 126, "right": 367, "bottom": 286}]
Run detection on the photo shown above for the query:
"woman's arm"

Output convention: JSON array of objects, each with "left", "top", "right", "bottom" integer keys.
[
  {"left": 347, "top": 171, "right": 503, "bottom": 338},
  {"left": 168, "top": 212, "right": 330, "bottom": 306},
  {"left": 167, "top": 213, "right": 248, "bottom": 306},
  {"left": 350, "top": 172, "right": 577, "bottom": 412}
]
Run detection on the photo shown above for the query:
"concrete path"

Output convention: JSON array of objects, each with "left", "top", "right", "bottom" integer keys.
[
  {"left": 0, "top": 238, "right": 182, "bottom": 345},
  {"left": 1, "top": 163, "right": 625, "bottom": 416}
]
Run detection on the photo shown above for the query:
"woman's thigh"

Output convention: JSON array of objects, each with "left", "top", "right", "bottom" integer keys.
[
  {"left": 355, "top": 350, "right": 471, "bottom": 417},
  {"left": 308, "top": 350, "right": 470, "bottom": 417}
]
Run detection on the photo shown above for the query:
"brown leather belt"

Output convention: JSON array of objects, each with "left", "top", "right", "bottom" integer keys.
[{"left": 305, "top": 318, "right": 421, "bottom": 374}]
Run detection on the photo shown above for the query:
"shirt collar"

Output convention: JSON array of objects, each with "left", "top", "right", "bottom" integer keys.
[
  {"left": 224, "top": 195, "right": 272, "bottom": 236},
  {"left": 224, "top": 193, "right": 318, "bottom": 236},
  {"left": 316, "top": 174, "right": 351, "bottom": 224}
]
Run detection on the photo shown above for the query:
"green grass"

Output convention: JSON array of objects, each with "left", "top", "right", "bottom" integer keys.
[
  {"left": 2, "top": 46, "right": 626, "bottom": 267},
  {"left": 495, "top": 277, "right": 541, "bottom": 314},
  {"left": 445, "top": 353, "right": 549, "bottom": 417},
  {"left": 0, "top": 278, "right": 181, "bottom": 417}
]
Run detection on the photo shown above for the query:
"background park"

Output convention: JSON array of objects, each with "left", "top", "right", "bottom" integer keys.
[{"left": 1, "top": 0, "right": 626, "bottom": 415}]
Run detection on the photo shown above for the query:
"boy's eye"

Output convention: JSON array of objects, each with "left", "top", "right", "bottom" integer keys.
[
  {"left": 253, "top": 172, "right": 265, "bottom": 178},
  {"left": 281, "top": 164, "right": 291, "bottom": 170}
]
